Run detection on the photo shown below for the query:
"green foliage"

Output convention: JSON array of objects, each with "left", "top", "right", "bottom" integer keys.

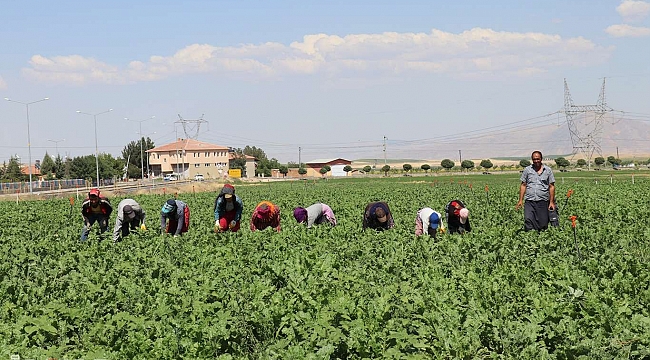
[
  {"left": 402, "top": 163, "right": 412, "bottom": 173},
  {"left": 554, "top": 157, "right": 571, "bottom": 168},
  {"left": 3, "top": 156, "right": 25, "bottom": 182},
  {"left": 381, "top": 164, "right": 390, "bottom": 175},
  {"left": 1, "top": 178, "right": 649, "bottom": 358},
  {"left": 520, "top": 159, "right": 531, "bottom": 168},
  {"left": 440, "top": 159, "right": 454, "bottom": 170},
  {"left": 121, "top": 138, "right": 155, "bottom": 179},
  {"left": 298, "top": 167, "right": 307, "bottom": 175},
  {"left": 363, "top": 165, "right": 372, "bottom": 174},
  {"left": 594, "top": 157, "right": 605, "bottom": 167},
  {"left": 461, "top": 160, "right": 475, "bottom": 171},
  {"left": 576, "top": 159, "right": 587, "bottom": 167},
  {"left": 343, "top": 165, "right": 353, "bottom": 173},
  {"left": 607, "top": 156, "right": 621, "bottom": 167},
  {"left": 480, "top": 159, "right": 493, "bottom": 169},
  {"left": 420, "top": 164, "right": 430, "bottom": 173},
  {"left": 40, "top": 153, "right": 56, "bottom": 176},
  {"left": 319, "top": 165, "right": 331, "bottom": 176},
  {"left": 279, "top": 165, "right": 288, "bottom": 177}
]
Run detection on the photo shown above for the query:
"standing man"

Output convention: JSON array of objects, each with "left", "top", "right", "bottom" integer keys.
[
  {"left": 214, "top": 184, "right": 243, "bottom": 232},
  {"left": 250, "top": 201, "right": 281, "bottom": 232},
  {"left": 516, "top": 151, "right": 556, "bottom": 231},
  {"left": 80, "top": 188, "right": 113, "bottom": 241},
  {"left": 362, "top": 201, "right": 395, "bottom": 231},
  {"left": 161, "top": 199, "right": 190, "bottom": 236},
  {"left": 293, "top": 203, "right": 337, "bottom": 228},
  {"left": 113, "top": 199, "right": 146, "bottom": 242}
]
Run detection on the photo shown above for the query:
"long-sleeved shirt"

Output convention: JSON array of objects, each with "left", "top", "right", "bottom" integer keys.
[
  {"left": 414, "top": 208, "right": 444, "bottom": 235},
  {"left": 363, "top": 201, "right": 394, "bottom": 231},
  {"left": 81, "top": 197, "right": 112, "bottom": 221},
  {"left": 304, "top": 203, "right": 337, "bottom": 228},
  {"left": 520, "top": 164, "right": 555, "bottom": 201},
  {"left": 214, "top": 195, "right": 243, "bottom": 221},
  {"left": 446, "top": 200, "right": 471, "bottom": 234},
  {"left": 113, "top": 199, "right": 146, "bottom": 241},
  {"left": 250, "top": 201, "right": 281, "bottom": 231},
  {"left": 160, "top": 200, "right": 187, "bottom": 235}
]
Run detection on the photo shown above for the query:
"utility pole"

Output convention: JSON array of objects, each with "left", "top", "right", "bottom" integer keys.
[
  {"left": 383, "top": 136, "right": 387, "bottom": 165},
  {"left": 459, "top": 150, "right": 462, "bottom": 164},
  {"left": 616, "top": 146, "right": 619, "bottom": 160},
  {"left": 299, "top": 146, "right": 302, "bottom": 167}
]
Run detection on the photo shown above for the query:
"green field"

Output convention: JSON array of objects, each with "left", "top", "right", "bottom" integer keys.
[{"left": 1, "top": 175, "right": 649, "bottom": 359}]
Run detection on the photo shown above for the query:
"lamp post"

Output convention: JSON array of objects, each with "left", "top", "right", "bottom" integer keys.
[
  {"left": 76, "top": 109, "right": 113, "bottom": 188},
  {"left": 125, "top": 116, "right": 155, "bottom": 182},
  {"left": 4, "top": 97, "right": 49, "bottom": 194},
  {"left": 47, "top": 138, "right": 65, "bottom": 156}
]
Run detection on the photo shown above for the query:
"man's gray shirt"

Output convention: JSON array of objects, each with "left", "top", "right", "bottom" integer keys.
[
  {"left": 113, "top": 199, "right": 146, "bottom": 241},
  {"left": 520, "top": 164, "right": 555, "bottom": 201}
]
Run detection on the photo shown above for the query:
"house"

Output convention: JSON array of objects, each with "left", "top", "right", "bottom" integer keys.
[{"left": 305, "top": 158, "right": 352, "bottom": 177}]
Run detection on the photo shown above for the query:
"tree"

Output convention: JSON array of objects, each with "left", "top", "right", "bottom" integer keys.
[
  {"left": 594, "top": 156, "right": 605, "bottom": 169},
  {"left": 461, "top": 160, "right": 475, "bottom": 171},
  {"left": 519, "top": 159, "right": 531, "bottom": 168},
  {"left": 363, "top": 165, "right": 372, "bottom": 174},
  {"left": 121, "top": 137, "right": 155, "bottom": 179},
  {"left": 381, "top": 164, "right": 391, "bottom": 176},
  {"left": 480, "top": 159, "right": 493, "bottom": 170},
  {"left": 41, "top": 153, "right": 56, "bottom": 176},
  {"left": 607, "top": 156, "right": 620, "bottom": 167},
  {"left": 287, "top": 161, "right": 300, "bottom": 168},
  {"left": 54, "top": 155, "right": 65, "bottom": 179},
  {"left": 279, "top": 165, "right": 288, "bottom": 177},
  {"left": 403, "top": 163, "right": 412, "bottom": 174},
  {"left": 576, "top": 159, "right": 587, "bottom": 167},
  {"left": 3, "top": 157, "right": 25, "bottom": 182},
  {"left": 298, "top": 167, "right": 307, "bottom": 176},
  {"left": 441, "top": 159, "right": 454, "bottom": 171},
  {"left": 319, "top": 165, "right": 331, "bottom": 176},
  {"left": 343, "top": 165, "right": 353, "bottom": 175},
  {"left": 554, "top": 157, "right": 570, "bottom": 168},
  {"left": 421, "top": 164, "right": 430, "bottom": 173}
]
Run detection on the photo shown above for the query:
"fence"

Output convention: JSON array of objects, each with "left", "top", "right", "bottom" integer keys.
[{"left": 0, "top": 179, "right": 87, "bottom": 195}]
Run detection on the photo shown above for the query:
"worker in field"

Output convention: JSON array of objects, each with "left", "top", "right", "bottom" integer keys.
[
  {"left": 250, "top": 201, "right": 281, "bottom": 232},
  {"left": 446, "top": 200, "right": 471, "bottom": 234},
  {"left": 80, "top": 188, "right": 113, "bottom": 241},
  {"left": 415, "top": 207, "right": 445, "bottom": 238},
  {"left": 113, "top": 199, "right": 146, "bottom": 242},
  {"left": 516, "top": 150, "right": 556, "bottom": 231},
  {"left": 362, "top": 201, "right": 394, "bottom": 231},
  {"left": 160, "top": 199, "right": 190, "bottom": 236},
  {"left": 293, "top": 203, "right": 337, "bottom": 228},
  {"left": 214, "top": 184, "right": 243, "bottom": 232}
]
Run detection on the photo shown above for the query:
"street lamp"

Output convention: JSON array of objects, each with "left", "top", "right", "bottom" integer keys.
[
  {"left": 4, "top": 97, "right": 49, "bottom": 194},
  {"left": 76, "top": 109, "right": 113, "bottom": 188},
  {"left": 47, "top": 138, "right": 65, "bottom": 156},
  {"left": 125, "top": 116, "right": 155, "bottom": 181}
]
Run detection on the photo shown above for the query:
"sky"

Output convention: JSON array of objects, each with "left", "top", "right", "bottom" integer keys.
[{"left": 1, "top": 0, "right": 649, "bottom": 164}]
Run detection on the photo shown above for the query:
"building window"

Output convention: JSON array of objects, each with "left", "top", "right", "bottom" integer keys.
[
  {"left": 205, "top": 152, "right": 209, "bottom": 157},
  {"left": 194, "top": 152, "right": 199, "bottom": 158},
  {"left": 194, "top": 164, "right": 200, "bottom": 168},
  {"left": 164, "top": 158, "right": 167, "bottom": 163},
  {"left": 205, "top": 163, "right": 210, "bottom": 167}
]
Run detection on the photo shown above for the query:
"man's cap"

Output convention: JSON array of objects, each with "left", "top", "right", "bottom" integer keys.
[
  {"left": 89, "top": 188, "right": 100, "bottom": 197},
  {"left": 221, "top": 184, "right": 235, "bottom": 199},
  {"left": 459, "top": 208, "right": 469, "bottom": 224},
  {"left": 162, "top": 199, "right": 177, "bottom": 214},
  {"left": 123, "top": 205, "right": 136, "bottom": 220},
  {"left": 429, "top": 212, "right": 440, "bottom": 229},
  {"left": 293, "top": 207, "right": 307, "bottom": 223}
]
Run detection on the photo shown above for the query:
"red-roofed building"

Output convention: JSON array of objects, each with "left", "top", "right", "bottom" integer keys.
[{"left": 147, "top": 139, "right": 256, "bottom": 179}]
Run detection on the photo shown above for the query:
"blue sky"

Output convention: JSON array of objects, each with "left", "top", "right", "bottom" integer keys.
[{"left": 1, "top": 0, "right": 649, "bottom": 163}]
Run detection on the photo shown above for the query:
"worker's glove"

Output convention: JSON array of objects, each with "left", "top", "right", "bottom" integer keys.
[
  {"left": 229, "top": 220, "right": 237, "bottom": 229},
  {"left": 439, "top": 228, "right": 446, "bottom": 234},
  {"left": 140, "top": 224, "right": 147, "bottom": 231},
  {"left": 173, "top": 234, "right": 179, "bottom": 238},
  {"left": 214, "top": 220, "right": 220, "bottom": 232}
]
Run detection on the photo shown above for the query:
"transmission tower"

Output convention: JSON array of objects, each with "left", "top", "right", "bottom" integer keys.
[
  {"left": 563, "top": 78, "right": 613, "bottom": 169},
  {"left": 175, "top": 114, "right": 208, "bottom": 139}
]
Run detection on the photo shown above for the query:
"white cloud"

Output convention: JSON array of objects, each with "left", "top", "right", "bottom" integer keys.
[
  {"left": 605, "top": 24, "right": 650, "bottom": 37},
  {"left": 0, "top": 76, "right": 7, "bottom": 90},
  {"left": 23, "top": 27, "right": 612, "bottom": 85},
  {"left": 616, "top": 0, "right": 650, "bottom": 22}
]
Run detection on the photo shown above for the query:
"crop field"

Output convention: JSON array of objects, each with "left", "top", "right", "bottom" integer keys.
[{"left": 1, "top": 175, "right": 649, "bottom": 359}]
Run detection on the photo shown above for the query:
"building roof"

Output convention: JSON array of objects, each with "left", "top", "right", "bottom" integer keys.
[
  {"left": 21, "top": 165, "right": 41, "bottom": 176},
  {"left": 228, "top": 153, "right": 256, "bottom": 160},
  {"left": 147, "top": 138, "right": 229, "bottom": 153},
  {"left": 306, "top": 158, "right": 352, "bottom": 165}
]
